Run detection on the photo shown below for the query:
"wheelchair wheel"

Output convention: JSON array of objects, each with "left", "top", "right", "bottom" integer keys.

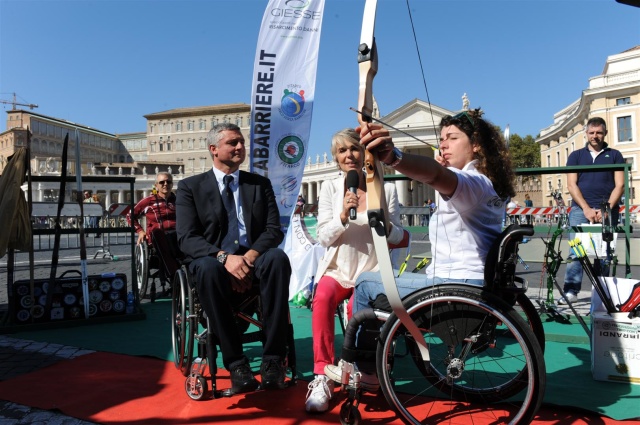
[
  {"left": 339, "top": 399, "right": 361, "bottom": 425},
  {"left": 172, "top": 269, "right": 194, "bottom": 377},
  {"left": 135, "top": 243, "right": 149, "bottom": 299},
  {"left": 377, "top": 284, "right": 545, "bottom": 424},
  {"left": 516, "top": 292, "right": 545, "bottom": 352},
  {"left": 185, "top": 374, "right": 208, "bottom": 401}
]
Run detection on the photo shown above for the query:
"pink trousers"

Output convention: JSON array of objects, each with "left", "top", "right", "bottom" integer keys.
[{"left": 311, "top": 275, "right": 354, "bottom": 375}]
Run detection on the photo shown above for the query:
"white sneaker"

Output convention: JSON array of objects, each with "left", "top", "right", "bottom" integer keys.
[
  {"left": 325, "top": 361, "right": 379, "bottom": 392},
  {"left": 305, "top": 375, "right": 334, "bottom": 413},
  {"left": 558, "top": 292, "right": 578, "bottom": 304}
]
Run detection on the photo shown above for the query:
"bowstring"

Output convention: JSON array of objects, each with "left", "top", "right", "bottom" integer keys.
[
  {"left": 403, "top": 0, "right": 449, "bottom": 283},
  {"left": 405, "top": 0, "right": 439, "bottom": 150}
]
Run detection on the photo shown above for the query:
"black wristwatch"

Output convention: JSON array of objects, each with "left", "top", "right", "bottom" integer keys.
[{"left": 216, "top": 251, "right": 228, "bottom": 265}]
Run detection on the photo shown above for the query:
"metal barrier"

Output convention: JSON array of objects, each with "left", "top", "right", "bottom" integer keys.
[{"left": 93, "top": 203, "right": 132, "bottom": 259}]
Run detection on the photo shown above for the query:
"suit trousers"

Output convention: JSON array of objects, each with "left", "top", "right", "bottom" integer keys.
[{"left": 189, "top": 248, "right": 291, "bottom": 369}]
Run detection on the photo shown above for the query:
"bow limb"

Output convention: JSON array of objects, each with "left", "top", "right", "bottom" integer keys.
[
  {"left": 358, "top": 0, "right": 430, "bottom": 364},
  {"left": 74, "top": 129, "right": 89, "bottom": 319}
]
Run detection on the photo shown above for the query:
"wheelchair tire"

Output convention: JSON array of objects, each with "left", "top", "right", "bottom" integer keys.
[
  {"left": 377, "top": 284, "right": 546, "bottom": 424},
  {"left": 135, "top": 243, "right": 149, "bottom": 299},
  {"left": 172, "top": 269, "right": 194, "bottom": 377},
  {"left": 516, "top": 292, "right": 545, "bottom": 352}
]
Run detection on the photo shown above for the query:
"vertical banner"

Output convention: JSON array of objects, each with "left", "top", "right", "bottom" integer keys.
[
  {"left": 250, "top": 0, "right": 326, "bottom": 232},
  {"left": 283, "top": 213, "right": 325, "bottom": 301}
]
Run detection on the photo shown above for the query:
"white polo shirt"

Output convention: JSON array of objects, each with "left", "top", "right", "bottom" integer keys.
[{"left": 426, "top": 160, "right": 505, "bottom": 280}]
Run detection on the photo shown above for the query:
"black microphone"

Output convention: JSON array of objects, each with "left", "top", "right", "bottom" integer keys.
[{"left": 346, "top": 170, "right": 359, "bottom": 220}]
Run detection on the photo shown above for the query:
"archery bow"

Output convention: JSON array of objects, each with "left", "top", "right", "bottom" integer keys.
[
  {"left": 358, "top": 0, "right": 430, "bottom": 364},
  {"left": 75, "top": 129, "right": 90, "bottom": 319}
]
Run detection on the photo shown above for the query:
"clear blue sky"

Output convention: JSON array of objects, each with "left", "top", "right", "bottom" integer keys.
[{"left": 1, "top": 0, "right": 639, "bottom": 161}]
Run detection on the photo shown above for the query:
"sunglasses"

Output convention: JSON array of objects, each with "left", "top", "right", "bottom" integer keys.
[
  {"left": 157, "top": 180, "right": 173, "bottom": 186},
  {"left": 452, "top": 111, "right": 475, "bottom": 126}
]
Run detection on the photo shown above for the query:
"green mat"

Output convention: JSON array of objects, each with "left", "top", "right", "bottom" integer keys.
[{"left": 9, "top": 299, "right": 640, "bottom": 421}]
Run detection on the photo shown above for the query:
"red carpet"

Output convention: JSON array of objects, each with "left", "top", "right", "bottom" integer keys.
[{"left": 0, "top": 352, "right": 637, "bottom": 425}]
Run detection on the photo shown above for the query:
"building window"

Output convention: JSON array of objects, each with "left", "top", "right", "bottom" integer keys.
[
  {"left": 236, "top": 116, "right": 242, "bottom": 126},
  {"left": 617, "top": 116, "right": 632, "bottom": 142},
  {"left": 199, "top": 138, "right": 205, "bottom": 149},
  {"left": 187, "top": 121, "right": 194, "bottom": 131},
  {"left": 188, "top": 139, "right": 194, "bottom": 149},
  {"left": 616, "top": 97, "right": 631, "bottom": 106},
  {"left": 166, "top": 142, "right": 171, "bottom": 151},
  {"left": 188, "top": 158, "right": 195, "bottom": 169},
  {"left": 199, "top": 120, "right": 206, "bottom": 130},
  {"left": 176, "top": 122, "right": 182, "bottom": 132},
  {"left": 546, "top": 155, "right": 550, "bottom": 167},
  {"left": 159, "top": 143, "right": 164, "bottom": 152},
  {"left": 556, "top": 152, "right": 560, "bottom": 166}
]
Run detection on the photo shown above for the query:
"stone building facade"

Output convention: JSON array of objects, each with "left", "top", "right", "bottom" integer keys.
[{"left": 536, "top": 46, "right": 640, "bottom": 209}]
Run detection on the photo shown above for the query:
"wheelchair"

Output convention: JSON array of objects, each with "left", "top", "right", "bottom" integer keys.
[
  {"left": 334, "top": 224, "right": 546, "bottom": 425},
  {"left": 171, "top": 253, "right": 298, "bottom": 401},
  {"left": 134, "top": 228, "right": 176, "bottom": 301}
]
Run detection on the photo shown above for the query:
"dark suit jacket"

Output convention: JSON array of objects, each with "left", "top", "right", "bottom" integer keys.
[{"left": 176, "top": 169, "right": 284, "bottom": 262}]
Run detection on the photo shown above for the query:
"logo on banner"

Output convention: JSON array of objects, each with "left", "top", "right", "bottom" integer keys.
[
  {"left": 279, "top": 87, "right": 306, "bottom": 120},
  {"left": 286, "top": 0, "right": 310, "bottom": 8},
  {"left": 280, "top": 174, "right": 299, "bottom": 214},
  {"left": 281, "top": 175, "right": 298, "bottom": 193},
  {"left": 277, "top": 135, "right": 305, "bottom": 166}
]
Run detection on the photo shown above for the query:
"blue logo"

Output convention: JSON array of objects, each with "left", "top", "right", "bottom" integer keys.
[{"left": 280, "top": 88, "right": 306, "bottom": 120}]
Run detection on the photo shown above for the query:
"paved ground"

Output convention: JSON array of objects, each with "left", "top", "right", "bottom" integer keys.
[{"left": 0, "top": 231, "right": 637, "bottom": 424}]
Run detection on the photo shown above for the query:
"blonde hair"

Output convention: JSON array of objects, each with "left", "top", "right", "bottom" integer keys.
[{"left": 330, "top": 128, "right": 364, "bottom": 168}]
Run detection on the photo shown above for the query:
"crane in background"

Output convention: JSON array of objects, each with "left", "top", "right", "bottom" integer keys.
[{"left": 0, "top": 93, "right": 38, "bottom": 110}]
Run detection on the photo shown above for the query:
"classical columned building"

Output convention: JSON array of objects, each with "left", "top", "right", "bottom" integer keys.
[
  {"left": 536, "top": 46, "right": 640, "bottom": 207},
  {"left": 299, "top": 98, "right": 455, "bottom": 210}
]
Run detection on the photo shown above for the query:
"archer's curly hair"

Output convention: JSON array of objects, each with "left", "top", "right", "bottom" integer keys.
[{"left": 439, "top": 109, "right": 516, "bottom": 199}]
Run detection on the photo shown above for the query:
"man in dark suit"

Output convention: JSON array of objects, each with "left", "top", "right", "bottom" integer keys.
[{"left": 176, "top": 123, "right": 291, "bottom": 394}]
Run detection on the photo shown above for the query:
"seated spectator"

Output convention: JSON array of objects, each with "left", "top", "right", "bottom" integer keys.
[
  {"left": 127, "top": 172, "right": 176, "bottom": 246},
  {"left": 176, "top": 123, "right": 291, "bottom": 394}
]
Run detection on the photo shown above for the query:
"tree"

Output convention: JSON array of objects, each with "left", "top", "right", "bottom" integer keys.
[{"left": 507, "top": 134, "right": 541, "bottom": 170}]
